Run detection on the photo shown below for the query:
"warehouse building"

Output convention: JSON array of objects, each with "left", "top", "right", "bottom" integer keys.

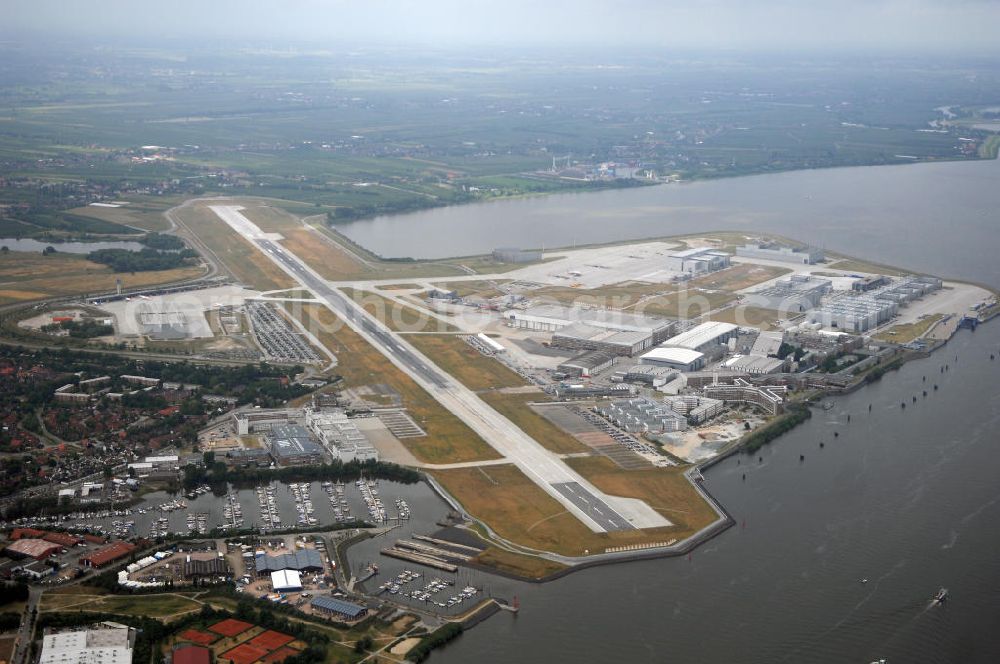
[
  {"left": 557, "top": 350, "right": 618, "bottom": 378},
  {"left": 266, "top": 424, "right": 324, "bottom": 466},
  {"left": 504, "top": 304, "right": 674, "bottom": 341},
  {"left": 270, "top": 569, "right": 303, "bottom": 592},
  {"left": 614, "top": 365, "right": 681, "bottom": 388},
  {"left": 551, "top": 323, "right": 654, "bottom": 357},
  {"left": 660, "top": 321, "right": 738, "bottom": 352},
  {"left": 40, "top": 622, "right": 135, "bottom": 664},
  {"left": 722, "top": 355, "right": 788, "bottom": 375},
  {"left": 637, "top": 346, "right": 706, "bottom": 372},
  {"left": 311, "top": 596, "right": 368, "bottom": 621},
  {"left": 744, "top": 275, "right": 832, "bottom": 312},
  {"left": 232, "top": 408, "right": 303, "bottom": 435},
  {"left": 5, "top": 538, "right": 62, "bottom": 560},
  {"left": 807, "top": 293, "right": 897, "bottom": 333},
  {"left": 665, "top": 247, "right": 731, "bottom": 274},
  {"left": 736, "top": 243, "right": 824, "bottom": 264},
  {"left": 79, "top": 541, "right": 137, "bottom": 569},
  {"left": 254, "top": 549, "right": 324, "bottom": 574}
]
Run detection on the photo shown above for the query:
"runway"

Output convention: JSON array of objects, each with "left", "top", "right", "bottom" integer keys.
[{"left": 210, "top": 206, "right": 667, "bottom": 533}]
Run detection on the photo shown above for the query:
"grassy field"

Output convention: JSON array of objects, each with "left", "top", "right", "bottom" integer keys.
[
  {"left": 405, "top": 335, "right": 527, "bottom": 391},
  {"left": 480, "top": 392, "right": 590, "bottom": 454},
  {"left": 873, "top": 314, "right": 944, "bottom": 342},
  {"left": 66, "top": 196, "right": 184, "bottom": 232},
  {"left": 341, "top": 288, "right": 459, "bottom": 333},
  {"left": 709, "top": 305, "right": 797, "bottom": 331},
  {"left": 39, "top": 591, "right": 203, "bottom": 619},
  {"left": 0, "top": 251, "right": 205, "bottom": 304},
  {"left": 429, "top": 280, "right": 511, "bottom": 298},
  {"left": 626, "top": 288, "right": 738, "bottom": 319},
  {"left": 474, "top": 546, "right": 568, "bottom": 580},
  {"left": 690, "top": 263, "right": 790, "bottom": 290},
  {"left": 286, "top": 303, "right": 500, "bottom": 463},
  {"left": 175, "top": 203, "right": 294, "bottom": 290},
  {"left": 432, "top": 460, "right": 716, "bottom": 559},
  {"left": 533, "top": 280, "right": 737, "bottom": 319}
]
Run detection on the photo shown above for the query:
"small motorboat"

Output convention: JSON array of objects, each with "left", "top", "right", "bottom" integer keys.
[{"left": 933, "top": 587, "right": 948, "bottom": 603}]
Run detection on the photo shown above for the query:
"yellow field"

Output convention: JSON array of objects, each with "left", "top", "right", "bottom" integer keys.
[
  {"left": 405, "top": 334, "right": 527, "bottom": 390},
  {"left": 285, "top": 303, "right": 500, "bottom": 463},
  {"left": 873, "top": 314, "right": 943, "bottom": 342},
  {"left": 690, "top": 263, "right": 790, "bottom": 290},
  {"left": 828, "top": 259, "right": 906, "bottom": 276},
  {"left": 0, "top": 251, "right": 205, "bottom": 304},
  {"left": 432, "top": 460, "right": 716, "bottom": 559},
  {"left": 709, "top": 305, "right": 795, "bottom": 331}
]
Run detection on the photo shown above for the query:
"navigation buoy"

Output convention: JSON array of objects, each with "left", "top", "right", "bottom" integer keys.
[
  {"left": 834, "top": 431, "right": 839, "bottom": 438},
  {"left": 901, "top": 402, "right": 906, "bottom": 409},
  {"left": 820, "top": 441, "right": 825, "bottom": 448},
  {"left": 934, "top": 384, "right": 938, "bottom": 390},
  {"left": 800, "top": 454, "right": 805, "bottom": 461}
]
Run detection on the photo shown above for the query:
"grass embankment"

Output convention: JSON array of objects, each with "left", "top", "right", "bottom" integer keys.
[
  {"left": 340, "top": 288, "right": 459, "bottom": 333},
  {"left": 473, "top": 547, "right": 568, "bottom": 580},
  {"left": 739, "top": 403, "right": 812, "bottom": 454},
  {"left": 827, "top": 258, "right": 907, "bottom": 277},
  {"left": 873, "top": 314, "right": 943, "bottom": 343},
  {"left": 405, "top": 334, "right": 527, "bottom": 391},
  {"left": 285, "top": 303, "right": 499, "bottom": 464},
  {"left": 0, "top": 251, "right": 204, "bottom": 304},
  {"left": 480, "top": 392, "right": 589, "bottom": 454},
  {"left": 709, "top": 305, "right": 794, "bottom": 331},
  {"left": 175, "top": 203, "right": 293, "bottom": 290},
  {"left": 432, "top": 460, "right": 716, "bottom": 560}
]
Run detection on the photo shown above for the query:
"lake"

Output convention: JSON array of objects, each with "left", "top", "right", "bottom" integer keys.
[{"left": 0, "top": 238, "right": 146, "bottom": 254}]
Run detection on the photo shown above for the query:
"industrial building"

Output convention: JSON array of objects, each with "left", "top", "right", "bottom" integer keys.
[
  {"left": 493, "top": 247, "right": 542, "bottom": 263},
  {"left": 40, "top": 622, "right": 135, "bottom": 664},
  {"left": 744, "top": 274, "right": 832, "bottom": 312},
  {"left": 310, "top": 596, "right": 368, "bottom": 621},
  {"left": 270, "top": 569, "right": 303, "bottom": 592},
  {"left": 305, "top": 408, "right": 378, "bottom": 462},
  {"left": 79, "top": 541, "right": 136, "bottom": 568},
  {"left": 254, "top": 549, "right": 324, "bottom": 574},
  {"left": 224, "top": 448, "right": 272, "bottom": 468},
  {"left": 662, "top": 394, "right": 725, "bottom": 424},
  {"left": 736, "top": 243, "right": 824, "bottom": 264},
  {"left": 504, "top": 304, "right": 674, "bottom": 341},
  {"left": 637, "top": 346, "right": 706, "bottom": 372},
  {"left": 232, "top": 408, "right": 303, "bottom": 436},
  {"left": 557, "top": 350, "right": 617, "bottom": 377},
  {"left": 807, "top": 293, "right": 898, "bottom": 333},
  {"left": 613, "top": 365, "right": 681, "bottom": 388},
  {"left": 665, "top": 247, "right": 732, "bottom": 274},
  {"left": 660, "top": 321, "right": 738, "bottom": 352},
  {"left": 596, "top": 397, "right": 688, "bottom": 433},
  {"left": 721, "top": 355, "right": 787, "bottom": 375},
  {"left": 551, "top": 323, "right": 654, "bottom": 357},
  {"left": 265, "top": 424, "right": 324, "bottom": 466},
  {"left": 852, "top": 275, "right": 891, "bottom": 292},
  {"left": 5, "top": 538, "right": 62, "bottom": 560},
  {"left": 703, "top": 378, "right": 786, "bottom": 415}
]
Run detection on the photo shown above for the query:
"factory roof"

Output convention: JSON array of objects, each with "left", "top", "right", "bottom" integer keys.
[
  {"left": 722, "top": 355, "right": 786, "bottom": 374},
  {"left": 40, "top": 623, "right": 134, "bottom": 664},
  {"left": 552, "top": 322, "right": 651, "bottom": 346},
  {"left": 255, "top": 549, "right": 323, "bottom": 572},
  {"left": 266, "top": 424, "right": 323, "bottom": 458},
  {"left": 662, "top": 321, "right": 737, "bottom": 350},
  {"left": 79, "top": 541, "right": 136, "bottom": 567},
  {"left": 310, "top": 595, "right": 367, "bottom": 618},
  {"left": 639, "top": 347, "right": 705, "bottom": 366},
  {"left": 270, "top": 569, "right": 302, "bottom": 591},
  {"left": 509, "top": 304, "right": 671, "bottom": 332},
  {"left": 6, "top": 538, "right": 62, "bottom": 559}
]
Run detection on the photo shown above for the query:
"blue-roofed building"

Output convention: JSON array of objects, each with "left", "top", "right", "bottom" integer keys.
[
  {"left": 254, "top": 549, "right": 324, "bottom": 574},
  {"left": 310, "top": 595, "right": 368, "bottom": 621}
]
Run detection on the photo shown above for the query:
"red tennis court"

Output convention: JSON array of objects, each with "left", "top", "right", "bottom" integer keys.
[
  {"left": 178, "top": 629, "right": 217, "bottom": 646},
  {"left": 261, "top": 647, "right": 299, "bottom": 663},
  {"left": 209, "top": 619, "right": 254, "bottom": 638},
  {"left": 248, "top": 631, "right": 294, "bottom": 651},
  {"left": 221, "top": 644, "right": 269, "bottom": 664}
]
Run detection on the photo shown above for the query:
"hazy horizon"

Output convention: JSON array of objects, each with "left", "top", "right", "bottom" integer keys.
[{"left": 6, "top": 0, "right": 1000, "bottom": 55}]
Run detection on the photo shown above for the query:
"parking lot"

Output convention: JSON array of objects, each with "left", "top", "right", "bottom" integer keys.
[{"left": 245, "top": 300, "right": 321, "bottom": 363}]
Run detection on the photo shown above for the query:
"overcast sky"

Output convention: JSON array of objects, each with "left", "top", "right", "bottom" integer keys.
[{"left": 7, "top": 0, "right": 1000, "bottom": 54}]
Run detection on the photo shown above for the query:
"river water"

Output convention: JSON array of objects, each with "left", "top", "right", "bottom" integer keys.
[{"left": 333, "top": 157, "right": 1000, "bottom": 662}]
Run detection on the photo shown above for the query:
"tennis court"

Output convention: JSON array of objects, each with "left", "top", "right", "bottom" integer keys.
[
  {"left": 209, "top": 619, "right": 255, "bottom": 638},
  {"left": 221, "top": 644, "right": 269, "bottom": 664}
]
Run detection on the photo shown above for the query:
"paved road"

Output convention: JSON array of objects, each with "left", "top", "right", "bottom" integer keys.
[{"left": 257, "top": 238, "right": 448, "bottom": 389}]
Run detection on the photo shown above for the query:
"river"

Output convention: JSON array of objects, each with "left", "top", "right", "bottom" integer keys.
[
  {"left": 338, "top": 156, "right": 1000, "bottom": 288},
  {"left": 333, "top": 157, "right": 1000, "bottom": 662}
]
